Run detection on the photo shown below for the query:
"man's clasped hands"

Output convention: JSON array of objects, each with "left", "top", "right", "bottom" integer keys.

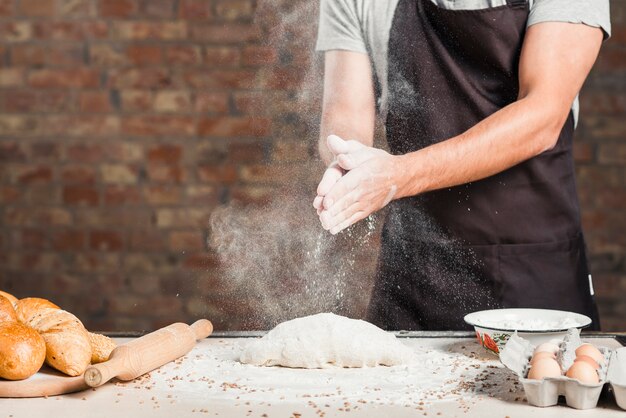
[{"left": 313, "top": 135, "right": 402, "bottom": 235}]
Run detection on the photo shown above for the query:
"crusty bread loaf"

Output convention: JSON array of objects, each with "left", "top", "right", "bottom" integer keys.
[
  {"left": 14, "top": 298, "right": 59, "bottom": 323},
  {"left": 0, "top": 295, "right": 17, "bottom": 323},
  {"left": 0, "top": 290, "right": 18, "bottom": 306},
  {"left": 16, "top": 298, "right": 92, "bottom": 377},
  {"left": 88, "top": 332, "right": 116, "bottom": 364},
  {"left": 0, "top": 322, "right": 46, "bottom": 380}
]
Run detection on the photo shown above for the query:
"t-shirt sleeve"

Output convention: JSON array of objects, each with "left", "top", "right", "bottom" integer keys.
[
  {"left": 528, "top": 0, "right": 611, "bottom": 40},
  {"left": 316, "top": 0, "right": 367, "bottom": 53}
]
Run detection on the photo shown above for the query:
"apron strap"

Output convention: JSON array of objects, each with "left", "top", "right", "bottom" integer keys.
[{"left": 506, "top": 0, "right": 527, "bottom": 8}]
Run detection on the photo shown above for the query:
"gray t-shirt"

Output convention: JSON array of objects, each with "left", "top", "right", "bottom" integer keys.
[{"left": 316, "top": 0, "right": 611, "bottom": 125}]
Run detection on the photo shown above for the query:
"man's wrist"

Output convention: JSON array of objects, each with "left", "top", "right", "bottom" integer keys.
[{"left": 394, "top": 152, "right": 427, "bottom": 200}]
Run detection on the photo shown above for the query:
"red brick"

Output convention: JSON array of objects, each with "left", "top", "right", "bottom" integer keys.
[
  {"left": 258, "top": 67, "right": 303, "bottom": 90},
  {"left": 79, "top": 91, "right": 113, "bottom": 113},
  {"left": 579, "top": 92, "right": 626, "bottom": 115},
  {"left": 10, "top": 44, "right": 46, "bottom": 66},
  {"left": 74, "top": 208, "right": 151, "bottom": 227},
  {"left": 147, "top": 144, "right": 183, "bottom": 164},
  {"left": 573, "top": 142, "right": 594, "bottom": 163},
  {"left": 129, "top": 229, "right": 166, "bottom": 251},
  {"left": 3, "top": 90, "right": 73, "bottom": 113},
  {"left": 186, "top": 185, "right": 218, "bottom": 205},
  {"left": 58, "top": 0, "right": 95, "bottom": 17},
  {"left": 61, "top": 165, "right": 97, "bottom": 184},
  {"left": 0, "top": 0, "right": 14, "bottom": 16},
  {"left": 66, "top": 143, "right": 105, "bottom": 163},
  {"left": 0, "top": 186, "right": 20, "bottom": 204},
  {"left": 19, "top": 0, "right": 55, "bottom": 16},
  {"left": 63, "top": 185, "right": 99, "bottom": 206},
  {"left": 146, "top": 163, "right": 187, "bottom": 183},
  {"left": 33, "top": 21, "right": 108, "bottom": 40},
  {"left": 598, "top": 143, "right": 626, "bottom": 164},
  {"left": 30, "top": 142, "right": 60, "bottom": 160},
  {"left": 595, "top": 48, "right": 626, "bottom": 73},
  {"left": 164, "top": 45, "right": 202, "bottom": 66},
  {"left": 122, "top": 115, "right": 196, "bottom": 137},
  {"left": 101, "top": 164, "right": 139, "bottom": 184},
  {"left": 231, "top": 186, "right": 276, "bottom": 205},
  {"left": 0, "top": 22, "right": 32, "bottom": 41},
  {"left": 190, "top": 23, "right": 259, "bottom": 43},
  {"left": 126, "top": 44, "right": 162, "bottom": 66},
  {"left": 108, "top": 68, "right": 176, "bottom": 89},
  {"left": 203, "top": 47, "right": 240, "bottom": 67},
  {"left": 89, "top": 43, "right": 126, "bottom": 66},
  {"left": 183, "top": 69, "right": 255, "bottom": 89},
  {"left": 15, "top": 164, "right": 53, "bottom": 183},
  {"left": 181, "top": 252, "right": 218, "bottom": 270},
  {"left": 0, "top": 142, "right": 26, "bottom": 162},
  {"left": 119, "top": 90, "right": 153, "bottom": 111},
  {"left": 104, "top": 185, "right": 143, "bottom": 206},
  {"left": 28, "top": 68, "right": 100, "bottom": 88},
  {"left": 51, "top": 230, "right": 85, "bottom": 251},
  {"left": 48, "top": 44, "right": 85, "bottom": 67},
  {"left": 90, "top": 230, "right": 124, "bottom": 251},
  {"left": 239, "top": 164, "right": 294, "bottom": 184},
  {"left": 112, "top": 21, "right": 187, "bottom": 40},
  {"left": 596, "top": 189, "right": 626, "bottom": 209},
  {"left": 11, "top": 229, "right": 47, "bottom": 250},
  {"left": 229, "top": 141, "right": 265, "bottom": 162},
  {"left": 0, "top": 68, "right": 24, "bottom": 87},
  {"left": 3, "top": 207, "right": 72, "bottom": 226},
  {"left": 197, "top": 165, "right": 237, "bottom": 184},
  {"left": 169, "top": 231, "right": 204, "bottom": 251},
  {"left": 43, "top": 115, "right": 120, "bottom": 137},
  {"left": 24, "top": 184, "right": 59, "bottom": 205},
  {"left": 154, "top": 90, "right": 192, "bottom": 112},
  {"left": 194, "top": 92, "right": 229, "bottom": 113},
  {"left": 179, "top": 0, "right": 211, "bottom": 20},
  {"left": 242, "top": 45, "right": 278, "bottom": 66},
  {"left": 99, "top": 0, "right": 137, "bottom": 17},
  {"left": 198, "top": 116, "right": 271, "bottom": 138},
  {"left": 140, "top": 0, "right": 175, "bottom": 18},
  {"left": 143, "top": 185, "right": 181, "bottom": 204},
  {"left": 271, "top": 140, "right": 311, "bottom": 162},
  {"left": 155, "top": 208, "right": 211, "bottom": 228},
  {"left": 214, "top": 0, "right": 254, "bottom": 21}
]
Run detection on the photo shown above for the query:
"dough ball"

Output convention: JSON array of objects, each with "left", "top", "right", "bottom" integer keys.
[
  {"left": 0, "top": 322, "right": 46, "bottom": 380},
  {"left": 240, "top": 313, "right": 413, "bottom": 368}
]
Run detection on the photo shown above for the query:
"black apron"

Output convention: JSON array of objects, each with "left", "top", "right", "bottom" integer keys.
[{"left": 366, "top": 0, "right": 600, "bottom": 330}]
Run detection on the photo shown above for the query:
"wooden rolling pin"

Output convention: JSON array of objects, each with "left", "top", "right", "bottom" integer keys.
[{"left": 84, "top": 319, "right": 213, "bottom": 388}]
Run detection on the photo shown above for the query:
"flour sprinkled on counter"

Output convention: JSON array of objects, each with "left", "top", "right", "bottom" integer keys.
[{"left": 110, "top": 338, "right": 522, "bottom": 415}]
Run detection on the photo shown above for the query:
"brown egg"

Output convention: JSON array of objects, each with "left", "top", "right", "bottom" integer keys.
[
  {"left": 533, "top": 342, "right": 560, "bottom": 356},
  {"left": 575, "top": 344, "right": 604, "bottom": 365},
  {"left": 527, "top": 358, "right": 562, "bottom": 380},
  {"left": 574, "top": 355, "right": 600, "bottom": 370},
  {"left": 566, "top": 361, "right": 600, "bottom": 384},
  {"left": 530, "top": 351, "right": 556, "bottom": 366}
]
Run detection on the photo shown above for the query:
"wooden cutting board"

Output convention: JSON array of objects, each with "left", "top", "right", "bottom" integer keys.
[{"left": 0, "top": 366, "right": 88, "bottom": 398}]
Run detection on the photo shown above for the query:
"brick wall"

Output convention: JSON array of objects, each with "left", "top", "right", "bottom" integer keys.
[{"left": 0, "top": 1, "right": 624, "bottom": 332}]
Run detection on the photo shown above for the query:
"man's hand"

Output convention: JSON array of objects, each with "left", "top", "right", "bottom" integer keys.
[{"left": 316, "top": 135, "right": 400, "bottom": 235}]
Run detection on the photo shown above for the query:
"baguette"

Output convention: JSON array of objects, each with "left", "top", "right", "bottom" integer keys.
[
  {"left": 0, "top": 295, "right": 17, "bottom": 323},
  {"left": 16, "top": 298, "right": 92, "bottom": 377}
]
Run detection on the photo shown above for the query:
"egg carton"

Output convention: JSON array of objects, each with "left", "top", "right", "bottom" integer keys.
[{"left": 500, "top": 328, "right": 626, "bottom": 410}]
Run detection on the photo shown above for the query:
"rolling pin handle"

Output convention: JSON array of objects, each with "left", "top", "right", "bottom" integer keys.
[
  {"left": 84, "top": 354, "right": 124, "bottom": 388},
  {"left": 190, "top": 319, "right": 213, "bottom": 340}
]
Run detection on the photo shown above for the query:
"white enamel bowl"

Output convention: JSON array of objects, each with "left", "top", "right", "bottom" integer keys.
[{"left": 464, "top": 308, "right": 592, "bottom": 356}]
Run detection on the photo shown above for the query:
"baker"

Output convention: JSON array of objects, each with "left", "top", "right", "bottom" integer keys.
[{"left": 313, "top": 0, "right": 611, "bottom": 330}]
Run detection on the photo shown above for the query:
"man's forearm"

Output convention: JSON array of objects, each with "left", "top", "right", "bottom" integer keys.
[{"left": 396, "top": 95, "right": 570, "bottom": 199}]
